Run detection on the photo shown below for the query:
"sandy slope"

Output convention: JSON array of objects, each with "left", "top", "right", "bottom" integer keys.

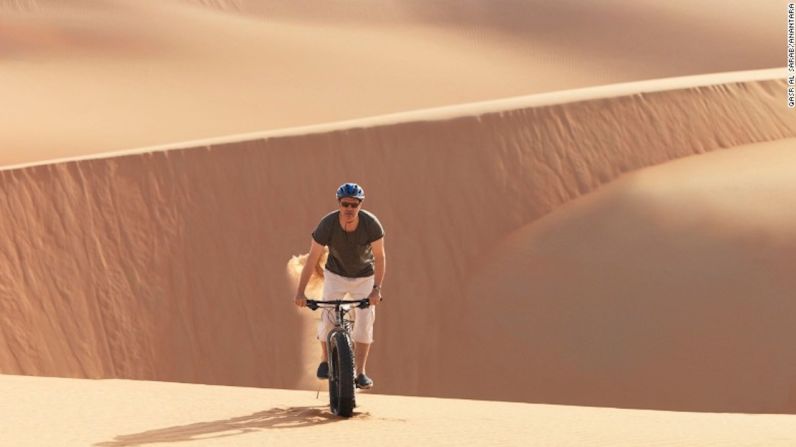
[
  {"left": 1, "top": 374, "right": 795, "bottom": 447},
  {"left": 0, "top": 0, "right": 783, "bottom": 164},
  {"left": 462, "top": 138, "right": 796, "bottom": 412},
  {"left": 1, "top": 69, "right": 794, "bottom": 413}
]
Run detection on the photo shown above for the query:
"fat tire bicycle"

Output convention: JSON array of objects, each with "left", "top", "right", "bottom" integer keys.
[{"left": 306, "top": 298, "right": 371, "bottom": 418}]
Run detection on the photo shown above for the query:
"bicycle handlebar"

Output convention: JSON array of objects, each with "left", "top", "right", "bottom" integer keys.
[{"left": 305, "top": 299, "right": 370, "bottom": 311}]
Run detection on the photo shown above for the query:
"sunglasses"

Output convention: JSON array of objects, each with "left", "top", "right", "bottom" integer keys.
[{"left": 339, "top": 201, "right": 361, "bottom": 208}]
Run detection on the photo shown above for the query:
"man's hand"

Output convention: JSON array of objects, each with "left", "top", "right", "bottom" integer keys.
[
  {"left": 368, "top": 289, "right": 382, "bottom": 307},
  {"left": 294, "top": 294, "right": 307, "bottom": 307}
]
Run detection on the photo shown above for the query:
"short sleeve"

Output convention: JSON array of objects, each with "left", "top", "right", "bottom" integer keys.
[
  {"left": 312, "top": 216, "right": 332, "bottom": 245},
  {"left": 366, "top": 214, "right": 385, "bottom": 243}
]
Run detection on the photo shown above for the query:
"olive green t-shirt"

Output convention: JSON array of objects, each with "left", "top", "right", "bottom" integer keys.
[{"left": 312, "top": 209, "right": 385, "bottom": 278}]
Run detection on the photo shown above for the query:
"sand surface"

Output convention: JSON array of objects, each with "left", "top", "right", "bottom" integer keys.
[
  {"left": 462, "top": 137, "right": 796, "bottom": 412},
  {"left": 2, "top": 374, "right": 795, "bottom": 447},
  {"left": 0, "top": 0, "right": 784, "bottom": 164}
]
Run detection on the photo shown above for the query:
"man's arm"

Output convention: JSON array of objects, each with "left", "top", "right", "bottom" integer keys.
[
  {"left": 294, "top": 239, "right": 325, "bottom": 307},
  {"left": 369, "top": 237, "right": 386, "bottom": 305}
]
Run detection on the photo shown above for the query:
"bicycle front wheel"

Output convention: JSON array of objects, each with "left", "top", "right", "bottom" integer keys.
[{"left": 329, "top": 331, "right": 356, "bottom": 417}]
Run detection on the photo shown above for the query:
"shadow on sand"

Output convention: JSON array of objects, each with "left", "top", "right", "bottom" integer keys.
[{"left": 94, "top": 406, "right": 364, "bottom": 446}]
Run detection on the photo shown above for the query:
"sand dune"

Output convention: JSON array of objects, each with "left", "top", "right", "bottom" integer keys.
[
  {"left": 0, "top": 0, "right": 783, "bottom": 164},
  {"left": 2, "top": 374, "right": 795, "bottom": 447},
  {"left": 1, "top": 69, "right": 793, "bottom": 413},
  {"left": 463, "top": 138, "right": 796, "bottom": 412}
]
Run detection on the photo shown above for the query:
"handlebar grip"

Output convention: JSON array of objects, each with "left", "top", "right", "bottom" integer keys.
[
  {"left": 357, "top": 299, "right": 370, "bottom": 309},
  {"left": 306, "top": 300, "right": 319, "bottom": 311}
]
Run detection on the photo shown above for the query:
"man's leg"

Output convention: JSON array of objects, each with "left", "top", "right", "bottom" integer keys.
[
  {"left": 352, "top": 301, "right": 375, "bottom": 388},
  {"left": 318, "top": 309, "right": 333, "bottom": 364},
  {"left": 315, "top": 315, "right": 332, "bottom": 378},
  {"left": 355, "top": 342, "right": 370, "bottom": 374},
  {"left": 317, "top": 270, "right": 343, "bottom": 379},
  {"left": 319, "top": 309, "right": 332, "bottom": 362}
]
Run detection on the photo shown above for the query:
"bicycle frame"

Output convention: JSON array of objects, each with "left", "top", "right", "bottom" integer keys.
[
  {"left": 306, "top": 298, "right": 370, "bottom": 416},
  {"left": 306, "top": 298, "right": 370, "bottom": 372}
]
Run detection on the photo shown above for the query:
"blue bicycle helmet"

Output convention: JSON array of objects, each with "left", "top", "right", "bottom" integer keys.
[{"left": 336, "top": 182, "right": 365, "bottom": 200}]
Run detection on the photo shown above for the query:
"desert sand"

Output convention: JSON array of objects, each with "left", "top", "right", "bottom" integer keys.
[
  {"left": 2, "top": 374, "right": 796, "bottom": 447},
  {"left": 1, "top": 0, "right": 795, "bottom": 445},
  {"left": 462, "top": 137, "right": 796, "bottom": 412},
  {"left": 0, "top": 0, "right": 784, "bottom": 164}
]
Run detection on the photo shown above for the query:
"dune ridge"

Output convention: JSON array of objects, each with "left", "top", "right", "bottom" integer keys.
[
  {"left": 0, "top": 68, "right": 783, "bottom": 172},
  {"left": 0, "top": 71, "right": 793, "bottom": 414}
]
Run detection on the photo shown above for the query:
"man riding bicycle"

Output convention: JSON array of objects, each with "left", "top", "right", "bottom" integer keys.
[{"left": 294, "top": 182, "right": 386, "bottom": 389}]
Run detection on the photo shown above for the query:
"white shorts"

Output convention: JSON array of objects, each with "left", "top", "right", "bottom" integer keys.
[{"left": 316, "top": 269, "right": 376, "bottom": 344}]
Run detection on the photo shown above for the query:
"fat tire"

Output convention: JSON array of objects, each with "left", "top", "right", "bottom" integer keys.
[{"left": 328, "top": 331, "right": 356, "bottom": 417}]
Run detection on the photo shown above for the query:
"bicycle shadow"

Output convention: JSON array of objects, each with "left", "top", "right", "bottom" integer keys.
[{"left": 94, "top": 405, "right": 365, "bottom": 446}]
